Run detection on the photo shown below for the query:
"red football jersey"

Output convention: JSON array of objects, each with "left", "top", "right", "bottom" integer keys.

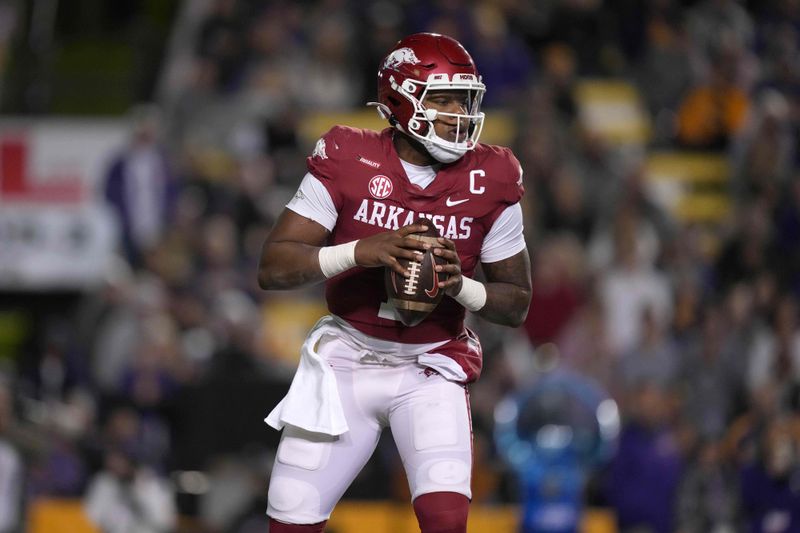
[{"left": 307, "top": 126, "right": 524, "bottom": 377}]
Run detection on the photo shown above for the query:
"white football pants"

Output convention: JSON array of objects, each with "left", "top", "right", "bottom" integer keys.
[{"left": 266, "top": 335, "right": 473, "bottom": 525}]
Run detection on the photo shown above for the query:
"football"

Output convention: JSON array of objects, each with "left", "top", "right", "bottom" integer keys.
[{"left": 384, "top": 219, "right": 448, "bottom": 327}]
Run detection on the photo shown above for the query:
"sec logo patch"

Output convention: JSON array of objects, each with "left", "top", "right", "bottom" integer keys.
[{"left": 368, "top": 175, "right": 393, "bottom": 199}]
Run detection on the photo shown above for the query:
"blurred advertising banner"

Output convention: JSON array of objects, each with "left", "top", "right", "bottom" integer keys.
[{"left": 0, "top": 119, "right": 126, "bottom": 290}]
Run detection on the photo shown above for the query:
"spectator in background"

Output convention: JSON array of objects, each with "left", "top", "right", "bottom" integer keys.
[
  {"left": 289, "top": 19, "right": 362, "bottom": 112},
  {"left": 21, "top": 321, "right": 87, "bottom": 403},
  {"left": 588, "top": 193, "right": 663, "bottom": 274},
  {"left": 0, "top": 380, "right": 22, "bottom": 533},
  {"left": 719, "top": 283, "right": 759, "bottom": 414},
  {"left": 686, "top": 0, "right": 755, "bottom": 76},
  {"left": 746, "top": 294, "right": 800, "bottom": 405},
  {"left": 724, "top": 382, "right": 785, "bottom": 473},
  {"left": 239, "top": 6, "right": 303, "bottom": 119},
  {"left": 631, "top": 3, "right": 693, "bottom": 144},
  {"left": 540, "top": 165, "right": 594, "bottom": 243},
  {"left": 467, "top": 4, "right": 533, "bottom": 108},
  {"left": 90, "top": 275, "right": 168, "bottom": 396},
  {"left": 676, "top": 437, "right": 741, "bottom": 533},
  {"left": 207, "top": 289, "right": 264, "bottom": 379},
  {"left": 514, "top": 82, "right": 571, "bottom": 199},
  {"left": 406, "top": 0, "right": 473, "bottom": 42},
  {"left": 754, "top": 0, "right": 800, "bottom": 77},
  {"left": 194, "top": 0, "right": 246, "bottom": 93},
  {"left": 739, "top": 416, "right": 800, "bottom": 533},
  {"left": 755, "top": 43, "right": 800, "bottom": 136},
  {"left": 523, "top": 236, "right": 584, "bottom": 347},
  {"left": 556, "top": 287, "right": 616, "bottom": 389},
  {"left": 26, "top": 388, "right": 94, "bottom": 499},
  {"left": 675, "top": 46, "right": 751, "bottom": 150},
  {"left": 571, "top": 133, "right": 620, "bottom": 228},
  {"left": 605, "top": 381, "right": 684, "bottom": 533},
  {"left": 669, "top": 275, "right": 704, "bottom": 345},
  {"left": 679, "top": 305, "right": 741, "bottom": 440},
  {"left": 714, "top": 201, "right": 776, "bottom": 293},
  {"left": 753, "top": 270, "right": 781, "bottom": 329},
  {"left": 84, "top": 447, "right": 176, "bottom": 533},
  {"left": 199, "top": 452, "right": 271, "bottom": 533},
  {"left": 545, "top": 0, "right": 622, "bottom": 76},
  {"left": 615, "top": 306, "right": 680, "bottom": 405},
  {"left": 197, "top": 214, "right": 245, "bottom": 298},
  {"left": 119, "top": 328, "right": 178, "bottom": 472},
  {"left": 773, "top": 175, "right": 800, "bottom": 297},
  {"left": 734, "top": 90, "right": 794, "bottom": 203},
  {"left": 356, "top": 2, "right": 406, "bottom": 108},
  {"left": 104, "top": 104, "right": 177, "bottom": 268},
  {"left": 538, "top": 43, "right": 579, "bottom": 123},
  {"left": 594, "top": 205, "right": 672, "bottom": 357}
]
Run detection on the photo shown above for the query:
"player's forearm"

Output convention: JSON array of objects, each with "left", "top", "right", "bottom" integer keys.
[
  {"left": 477, "top": 282, "right": 531, "bottom": 327},
  {"left": 462, "top": 250, "right": 532, "bottom": 327},
  {"left": 258, "top": 241, "right": 326, "bottom": 289},
  {"left": 259, "top": 239, "right": 360, "bottom": 290}
]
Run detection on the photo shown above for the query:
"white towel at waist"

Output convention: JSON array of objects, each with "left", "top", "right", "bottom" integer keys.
[
  {"left": 265, "top": 316, "right": 349, "bottom": 436},
  {"left": 265, "top": 314, "right": 468, "bottom": 436}
]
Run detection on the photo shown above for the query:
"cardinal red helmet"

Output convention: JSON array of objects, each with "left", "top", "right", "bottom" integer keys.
[{"left": 369, "top": 33, "right": 486, "bottom": 163}]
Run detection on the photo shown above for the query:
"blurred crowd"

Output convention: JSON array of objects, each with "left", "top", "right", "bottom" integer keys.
[{"left": 2, "top": 0, "right": 800, "bottom": 532}]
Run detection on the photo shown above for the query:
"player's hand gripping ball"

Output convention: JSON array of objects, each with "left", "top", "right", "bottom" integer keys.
[{"left": 384, "top": 219, "right": 448, "bottom": 327}]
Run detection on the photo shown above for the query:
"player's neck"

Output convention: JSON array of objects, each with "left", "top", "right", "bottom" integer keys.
[{"left": 393, "top": 131, "right": 437, "bottom": 167}]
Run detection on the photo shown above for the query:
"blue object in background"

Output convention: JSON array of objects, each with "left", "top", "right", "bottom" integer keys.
[{"left": 495, "top": 364, "right": 619, "bottom": 533}]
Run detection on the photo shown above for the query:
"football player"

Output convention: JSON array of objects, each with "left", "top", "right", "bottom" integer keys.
[{"left": 258, "top": 33, "right": 532, "bottom": 533}]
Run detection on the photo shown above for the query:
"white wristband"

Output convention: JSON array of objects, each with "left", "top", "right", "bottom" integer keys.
[
  {"left": 453, "top": 276, "right": 487, "bottom": 312},
  {"left": 318, "top": 240, "right": 358, "bottom": 278}
]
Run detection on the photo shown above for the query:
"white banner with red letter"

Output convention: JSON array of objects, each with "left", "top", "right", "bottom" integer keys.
[{"left": 0, "top": 119, "right": 127, "bottom": 290}]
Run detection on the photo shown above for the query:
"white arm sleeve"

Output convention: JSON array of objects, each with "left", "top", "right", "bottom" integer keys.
[
  {"left": 286, "top": 173, "right": 338, "bottom": 231},
  {"left": 480, "top": 203, "right": 526, "bottom": 263}
]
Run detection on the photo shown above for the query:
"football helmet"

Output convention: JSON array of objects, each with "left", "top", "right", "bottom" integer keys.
[{"left": 369, "top": 33, "right": 486, "bottom": 163}]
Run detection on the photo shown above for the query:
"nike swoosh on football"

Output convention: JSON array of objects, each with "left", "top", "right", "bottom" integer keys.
[{"left": 445, "top": 197, "right": 469, "bottom": 207}]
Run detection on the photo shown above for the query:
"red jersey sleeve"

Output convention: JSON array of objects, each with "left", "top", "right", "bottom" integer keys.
[
  {"left": 500, "top": 147, "right": 525, "bottom": 206},
  {"left": 474, "top": 145, "right": 525, "bottom": 228},
  {"left": 306, "top": 126, "right": 360, "bottom": 211}
]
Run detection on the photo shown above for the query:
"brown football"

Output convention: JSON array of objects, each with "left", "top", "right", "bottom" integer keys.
[{"left": 384, "top": 219, "right": 448, "bottom": 327}]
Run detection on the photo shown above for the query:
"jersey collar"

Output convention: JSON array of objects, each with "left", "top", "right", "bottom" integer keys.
[{"left": 381, "top": 128, "right": 462, "bottom": 199}]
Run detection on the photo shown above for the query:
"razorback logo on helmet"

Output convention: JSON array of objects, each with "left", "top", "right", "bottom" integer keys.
[
  {"left": 383, "top": 47, "right": 420, "bottom": 70},
  {"left": 368, "top": 175, "right": 393, "bottom": 199}
]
